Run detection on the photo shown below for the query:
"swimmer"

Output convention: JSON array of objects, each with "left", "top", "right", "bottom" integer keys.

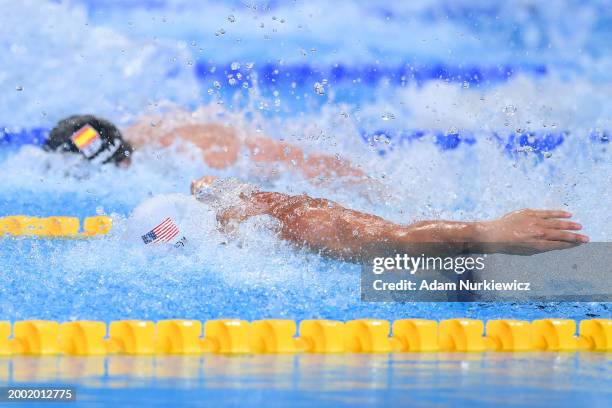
[
  {"left": 127, "top": 175, "right": 589, "bottom": 261},
  {"left": 44, "top": 114, "right": 589, "bottom": 259},
  {"left": 43, "top": 113, "right": 363, "bottom": 181}
]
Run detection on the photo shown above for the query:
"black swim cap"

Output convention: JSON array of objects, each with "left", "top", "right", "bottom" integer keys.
[{"left": 44, "top": 115, "right": 133, "bottom": 165}]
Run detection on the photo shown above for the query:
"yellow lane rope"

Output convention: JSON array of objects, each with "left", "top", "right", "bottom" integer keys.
[
  {"left": 0, "top": 216, "right": 111, "bottom": 237},
  {"left": 0, "top": 318, "right": 609, "bottom": 356}
]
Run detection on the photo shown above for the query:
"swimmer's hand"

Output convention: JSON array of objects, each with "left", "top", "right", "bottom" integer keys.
[
  {"left": 191, "top": 175, "right": 218, "bottom": 195},
  {"left": 477, "top": 209, "right": 589, "bottom": 254}
]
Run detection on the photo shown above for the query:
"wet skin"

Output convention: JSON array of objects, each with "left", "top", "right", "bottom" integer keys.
[{"left": 191, "top": 176, "right": 589, "bottom": 262}]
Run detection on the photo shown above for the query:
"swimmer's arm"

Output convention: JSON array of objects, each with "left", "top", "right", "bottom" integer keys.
[
  {"left": 391, "top": 209, "right": 588, "bottom": 256},
  {"left": 244, "top": 134, "right": 364, "bottom": 180},
  {"left": 249, "top": 193, "right": 588, "bottom": 261},
  {"left": 125, "top": 119, "right": 363, "bottom": 180}
]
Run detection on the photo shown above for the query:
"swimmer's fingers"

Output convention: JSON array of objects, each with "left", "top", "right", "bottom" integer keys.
[
  {"left": 530, "top": 210, "right": 573, "bottom": 219},
  {"left": 191, "top": 175, "right": 217, "bottom": 195},
  {"left": 540, "top": 229, "right": 589, "bottom": 244},
  {"left": 531, "top": 241, "right": 578, "bottom": 252},
  {"left": 540, "top": 219, "right": 583, "bottom": 231}
]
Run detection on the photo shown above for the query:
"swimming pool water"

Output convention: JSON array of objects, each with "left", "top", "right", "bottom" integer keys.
[{"left": 2, "top": 353, "right": 611, "bottom": 407}]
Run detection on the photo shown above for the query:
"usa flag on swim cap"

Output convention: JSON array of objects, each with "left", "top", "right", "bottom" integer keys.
[{"left": 142, "top": 217, "right": 180, "bottom": 244}]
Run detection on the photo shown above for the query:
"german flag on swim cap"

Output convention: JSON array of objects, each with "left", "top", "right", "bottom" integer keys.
[
  {"left": 44, "top": 114, "right": 133, "bottom": 165},
  {"left": 71, "top": 124, "right": 103, "bottom": 159}
]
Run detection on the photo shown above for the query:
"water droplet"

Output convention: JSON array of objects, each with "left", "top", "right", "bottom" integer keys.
[
  {"left": 15, "top": 86, "right": 23, "bottom": 91},
  {"left": 215, "top": 28, "right": 226, "bottom": 36},
  {"left": 213, "top": 80, "right": 221, "bottom": 89},
  {"left": 242, "top": 82, "right": 249, "bottom": 89},
  {"left": 544, "top": 152, "right": 552, "bottom": 158},
  {"left": 381, "top": 112, "right": 395, "bottom": 121},
  {"left": 231, "top": 61, "right": 241, "bottom": 70},
  {"left": 228, "top": 78, "right": 237, "bottom": 86},
  {"left": 227, "top": 15, "right": 236, "bottom": 23},
  {"left": 314, "top": 82, "right": 325, "bottom": 95},
  {"left": 245, "top": 62, "right": 254, "bottom": 70},
  {"left": 503, "top": 105, "right": 517, "bottom": 116},
  {"left": 462, "top": 81, "right": 470, "bottom": 88}
]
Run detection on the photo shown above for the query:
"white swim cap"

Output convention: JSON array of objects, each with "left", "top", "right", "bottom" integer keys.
[{"left": 125, "top": 193, "right": 205, "bottom": 248}]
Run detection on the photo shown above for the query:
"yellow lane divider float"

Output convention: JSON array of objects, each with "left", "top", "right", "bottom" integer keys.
[
  {"left": 0, "top": 318, "right": 610, "bottom": 356},
  {"left": 0, "top": 216, "right": 111, "bottom": 237}
]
